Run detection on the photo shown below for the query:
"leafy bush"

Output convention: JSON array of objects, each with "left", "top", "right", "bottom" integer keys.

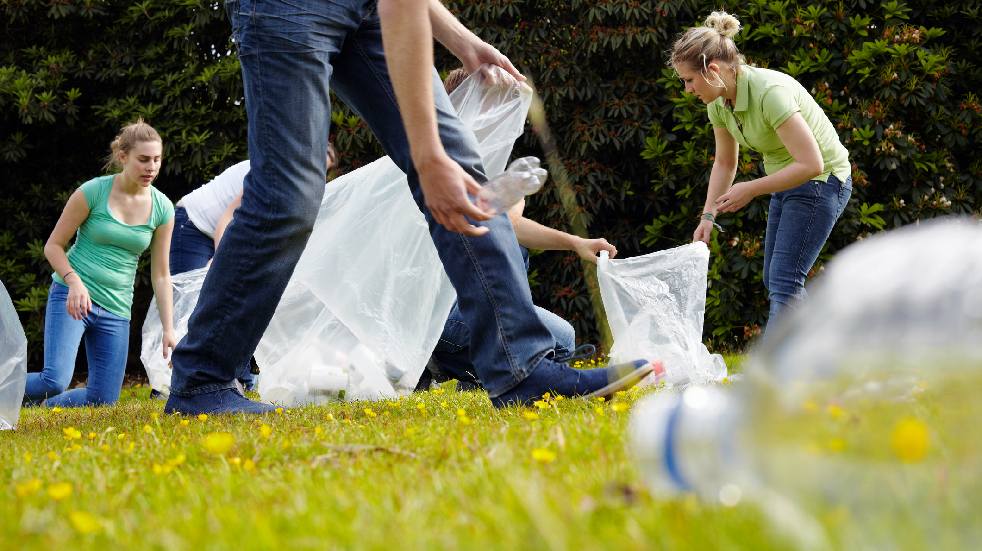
[{"left": 1, "top": 0, "right": 979, "bottom": 375}]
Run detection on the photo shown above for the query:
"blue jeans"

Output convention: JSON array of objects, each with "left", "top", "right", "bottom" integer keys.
[
  {"left": 169, "top": 207, "right": 255, "bottom": 390},
  {"left": 763, "top": 174, "right": 852, "bottom": 328},
  {"left": 169, "top": 207, "right": 216, "bottom": 274},
  {"left": 169, "top": 0, "right": 555, "bottom": 399},
  {"left": 432, "top": 302, "right": 575, "bottom": 389},
  {"left": 24, "top": 282, "right": 130, "bottom": 407}
]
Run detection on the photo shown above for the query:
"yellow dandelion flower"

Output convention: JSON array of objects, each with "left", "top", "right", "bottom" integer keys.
[
  {"left": 593, "top": 406, "right": 605, "bottom": 416},
  {"left": 68, "top": 444, "right": 82, "bottom": 453},
  {"left": 197, "top": 414, "right": 208, "bottom": 421},
  {"left": 243, "top": 459, "right": 256, "bottom": 472},
  {"left": 456, "top": 408, "right": 467, "bottom": 417},
  {"left": 522, "top": 411, "right": 539, "bottom": 421},
  {"left": 15, "top": 478, "right": 42, "bottom": 498},
  {"left": 201, "top": 432, "right": 235, "bottom": 455},
  {"left": 143, "top": 425, "right": 154, "bottom": 434},
  {"left": 87, "top": 432, "right": 96, "bottom": 440},
  {"left": 125, "top": 442, "right": 135, "bottom": 453},
  {"left": 69, "top": 510, "right": 102, "bottom": 534},
  {"left": 47, "top": 451, "right": 59, "bottom": 461},
  {"left": 151, "top": 412, "right": 159, "bottom": 420},
  {"left": 229, "top": 456, "right": 242, "bottom": 466},
  {"left": 531, "top": 448, "right": 557, "bottom": 463},
  {"left": 363, "top": 408, "right": 376, "bottom": 418},
  {"left": 326, "top": 413, "right": 335, "bottom": 422},
  {"left": 533, "top": 400, "right": 549, "bottom": 410},
  {"left": 440, "top": 401, "right": 448, "bottom": 409},
  {"left": 594, "top": 396, "right": 606, "bottom": 403},
  {"left": 47, "top": 482, "right": 73, "bottom": 501},
  {"left": 614, "top": 391, "right": 627, "bottom": 398},
  {"left": 826, "top": 404, "right": 845, "bottom": 420},
  {"left": 827, "top": 438, "right": 846, "bottom": 453},
  {"left": 891, "top": 417, "right": 930, "bottom": 463},
  {"left": 116, "top": 433, "right": 127, "bottom": 440},
  {"left": 23, "top": 452, "right": 32, "bottom": 463},
  {"left": 259, "top": 424, "right": 273, "bottom": 438},
  {"left": 180, "top": 419, "right": 190, "bottom": 427},
  {"left": 416, "top": 403, "right": 426, "bottom": 412},
  {"left": 171, "top": 454, "right": 186, "bottom": 466},
  {"left": 314, "top": 426, "right": 323, "bottom": 436},
  {"left": 63, "top": 427, "right": 82, "bottom": 440},
  {"left": 458, "top": 415, "right": 472, "bottom": 425},
  {"left": 51, "top": 407, "right": 62, "bottom": 413},
  {"left": 152, "top": 464, "right": 166, "bottom": 475},
  {"left": 432, "top": 387, "right": 445, "bottom": 395},
  {"left": 553, "top": 395, "right": 564, "bottom": 403},
  {"left": 275, "top": 407, "right": 284, "bottom": 415},
  {"left": 611, "top": 402, "right": 629, "bottom": 413}
]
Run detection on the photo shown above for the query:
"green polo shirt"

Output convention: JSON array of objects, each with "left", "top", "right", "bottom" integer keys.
[
  {"left": 707, "top": 65, "right": 851, "bottom": 183},
  {"left": 52, "top": 175, "right": 174, "bottom": 319}
]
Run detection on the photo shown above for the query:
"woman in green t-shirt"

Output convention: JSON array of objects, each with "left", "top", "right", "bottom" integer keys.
[
  {"left": 670, "top": 11, "right": 852, "bottom": 331},
  {"left": 24, "top": 120, "right": 177, "bottom": 407}
]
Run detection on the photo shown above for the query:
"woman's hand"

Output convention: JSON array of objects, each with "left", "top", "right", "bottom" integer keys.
[
  {"left": 65, "top": 276, "right": 92, "bottom": 320},
  {"left": 693, "top": 219, "right": 715, "bottom": 244},
  {"left": 161, "top": 329, "right": 177, "bottom": 360},
  {"left": 715, "top": 182, "right": 758, "bottom": 213},
  {"left": 573, "top": 237, "right": 617, "bottom": 264}
]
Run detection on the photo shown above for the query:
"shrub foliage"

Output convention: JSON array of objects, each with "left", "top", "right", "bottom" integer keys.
[{"left": 1, "top": 1, "right": 979, "bottom": 372}]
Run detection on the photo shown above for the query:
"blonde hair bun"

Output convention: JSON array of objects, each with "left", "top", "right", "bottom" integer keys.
[{"left": 704, "top": 11, "right": 741, "bottom": 39}]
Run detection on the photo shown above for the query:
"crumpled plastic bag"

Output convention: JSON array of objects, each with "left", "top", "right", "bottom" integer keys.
[
  {"left": 1, "top": 279, "right": 27, "bottom": 429},
  {"left": 142, "top": 66, "right": 533, "bottom": 403},
  {"left": 141, "top": 267, "right": 208, "bottom": 396},
  {"left": 597, "top": 242, "right": 726, "bottom": 385}
]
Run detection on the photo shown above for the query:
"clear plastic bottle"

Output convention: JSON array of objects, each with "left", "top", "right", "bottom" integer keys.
[
  {"left": 476, "top": 156, "right": 547, "bottom": 215},
  {"left": 630, "top": 219, "right": 982, "bottom": 550}
]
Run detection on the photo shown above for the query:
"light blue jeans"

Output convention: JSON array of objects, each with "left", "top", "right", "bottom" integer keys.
[
  {"left": 24, "top": 282, "right": 130, "bottom": 407},
  {"left": 169, "top": 0, "right": 555, "bottom": 399},
  {"left": 763, "top": 173, "right": 852, "bottom": 329}
]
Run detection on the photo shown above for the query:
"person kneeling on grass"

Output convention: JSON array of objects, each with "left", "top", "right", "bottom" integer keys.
[{"left": 24, "top": 119, "right": 176, "bottom": 408}]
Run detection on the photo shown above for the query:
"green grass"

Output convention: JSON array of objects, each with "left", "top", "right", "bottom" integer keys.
[{"left": 2, "top": 370, "right": 790, "bottom": 551}]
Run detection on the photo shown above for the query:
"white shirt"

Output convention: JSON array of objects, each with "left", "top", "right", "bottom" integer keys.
[{"left": 179, "top": 160, "right": 250, "bottom": 238}]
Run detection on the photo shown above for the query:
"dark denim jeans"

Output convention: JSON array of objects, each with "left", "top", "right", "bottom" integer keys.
[
  {"left": 169, "top": 0, "right": 555, "bottom": 399},
  {"left": 24, "top": 282, "right": 130, "bottom": 407},
  {"left": 169, "top": 206, "right": 255, "bottom": 390},
  {"left": 763, "top": 173, "right": 852, "bottom": 329}
]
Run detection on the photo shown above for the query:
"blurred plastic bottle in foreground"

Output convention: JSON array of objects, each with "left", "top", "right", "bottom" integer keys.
[
  {"left": 476, "top": 156, "right": 547, "bottom": 215},
  {"left": 630, "top": 218, "right": 982, "bottom": 550}
]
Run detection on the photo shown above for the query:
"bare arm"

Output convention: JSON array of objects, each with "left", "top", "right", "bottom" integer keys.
[
  {"left": 507, "top": 201, "right": 616, "bottom": 264},
  {"left": 428, "top": 0, "right": 523, "bottom": 80},
  {"left": 716, "top": 113, "right": 825, "bottom": 213},
  {"left": 694, "top": 127, "right": 739, "bottom": 243},
  {"left": 44, "top": 189, "right": 92, "bottom": 319},
  {"left": 150, "top": 218, "right": 177, "bottom": 359},
  {"left": 213, "top": 193, "right": 242, "bottom": 250},
  {"left": 378, "top": 0, "right": 491, "bottom": 236}
]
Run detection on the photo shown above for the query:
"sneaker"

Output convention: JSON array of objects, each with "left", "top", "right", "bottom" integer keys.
[
  {"left": 491, "top": 357, "right": 656, "bottom": 408},
  {"left": 164, "top": 387, "right": 278, "bottom": 415},
  {"left": 553, "top": 343, "right": 597, "bottom": 363}
]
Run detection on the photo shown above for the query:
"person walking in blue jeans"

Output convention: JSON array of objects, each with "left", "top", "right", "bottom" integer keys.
[
  {"left": 167, "top": 144, "right": 337, "bottom": 392},
  {"left": 671, "top": 11, "right": 852, "bottom": 331},
  {"left": 418, "top": 67, "right": 617, "bottom": 390},
  {"left": 25, "top": 120, "right": 176, "bottom": 407},
  {"left": 164, "top": 0, "right": 652, "bottom": 415}
]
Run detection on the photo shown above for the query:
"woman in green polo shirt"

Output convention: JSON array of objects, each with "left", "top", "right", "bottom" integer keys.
[
  {"left": 24, "top": 119, "right": 177, "bottom": 407},
  {"left": 670, "top": 10, "right": 852, "bottom": 330}
]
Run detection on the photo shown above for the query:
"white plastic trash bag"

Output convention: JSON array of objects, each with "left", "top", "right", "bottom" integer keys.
[
  {"left": 257, "top": 67, "right": 533, "bottom": 404},
  {"left": 141, "top": 267, "right": 208, "bottom": 396},
  {"left": 597, "top": 242, "right": 726, "bottom": 385},
  {"left": 1, "top": 279, "right": 27, "bottom": 429},
  {"left": 142, "top": 66, "right": 533, "bottom": 403}
]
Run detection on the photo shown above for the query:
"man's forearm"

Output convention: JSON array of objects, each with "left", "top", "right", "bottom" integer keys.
[{"left": 379, "top": 0, "right": 444, "bottom": 165}]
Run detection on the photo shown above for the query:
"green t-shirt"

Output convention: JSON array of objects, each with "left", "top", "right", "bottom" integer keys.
[
  {"left": 707, "top": 65, "right": 851, "bottom": 183},
  {"left": 53, "top": 175, "right": 174, "bottom": 319}
]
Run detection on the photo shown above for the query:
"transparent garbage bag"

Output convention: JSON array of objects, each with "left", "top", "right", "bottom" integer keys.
[
  {"left": 1, "top": 280, "right": 27, "bottom": 429},
  {"left": 142, "top": 66, "right": 533, "bottom": 403},
  {"left": 141, "top": 267, "right": 208, "bottom": 396},
  {"left": 597, "top": 242, "right": 726, "bottom": 385}
]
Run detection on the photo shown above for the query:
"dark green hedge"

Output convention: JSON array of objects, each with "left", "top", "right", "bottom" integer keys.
[{"left": 1, "top": 1, "right": 979, "bottom": 373}]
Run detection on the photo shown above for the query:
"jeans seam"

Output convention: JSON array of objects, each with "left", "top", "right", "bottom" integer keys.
[
  {"left": 791, "top": 181, "right": 822, "bottom": 293},
  {"left": 457, "top": 231, "right": 524, "bottom": 388}
]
